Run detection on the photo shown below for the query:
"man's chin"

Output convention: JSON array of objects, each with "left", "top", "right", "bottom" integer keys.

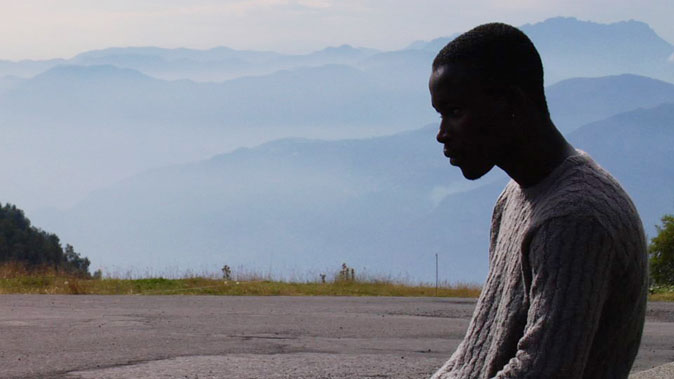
[{"left": 460, "top": 166, "right": 491, "bottom": 181}]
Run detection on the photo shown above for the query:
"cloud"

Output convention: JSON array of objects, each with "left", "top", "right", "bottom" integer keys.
[{"left": 669, "top": 53, "right": 674, "bottom": 63}]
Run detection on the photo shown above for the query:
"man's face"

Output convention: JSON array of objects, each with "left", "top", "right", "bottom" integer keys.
[{"left": 429, "top": 63, "right": 511, "bottom": 180}]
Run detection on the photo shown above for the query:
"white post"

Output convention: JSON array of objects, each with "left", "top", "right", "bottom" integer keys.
[{"left": 435, "top": 253, "right": 439, "bottom": 296}]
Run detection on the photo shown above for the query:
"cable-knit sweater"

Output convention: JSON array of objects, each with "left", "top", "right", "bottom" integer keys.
[{"left": 431, "top": 151, "right": 648, "bottom": 379}]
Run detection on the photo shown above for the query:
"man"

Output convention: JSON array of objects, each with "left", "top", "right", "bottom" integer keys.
[{"left": 429, "top": 23, "right": 648, "bottom": 378}]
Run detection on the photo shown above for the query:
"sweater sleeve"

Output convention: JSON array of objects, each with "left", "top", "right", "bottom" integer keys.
[{"left": 492, "top": 216, "right": 613, "bottom": 379}]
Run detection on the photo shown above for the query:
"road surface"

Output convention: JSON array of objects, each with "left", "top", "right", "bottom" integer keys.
[{"left": 0, "top": 295, "right": 672, "bottom": 378}]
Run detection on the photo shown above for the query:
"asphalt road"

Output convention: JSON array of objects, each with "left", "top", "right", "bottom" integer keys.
[{"left": 0, "top": 295, "right": 672, "bottom": 378}]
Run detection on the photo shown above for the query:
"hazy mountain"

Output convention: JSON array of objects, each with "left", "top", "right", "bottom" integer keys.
[
  {"left": 1, "top": 62, "right": 669, "bottom": 212},
  {"left": 0, "top": 75, "right": 24, "bottom": 95},
  {"left": 32, "top": 123, "right": 501, "bottom": 281},
  {"left": 34, "top": 102, "right": 674, "bottom": 282},
  {"left": 67, "top": 45, "right": 378, "bottom": 82},
  {"left": 356, "top": 49, "right": 437, "bottom": 95},
  {"left": 5, "top": 65, "right": 669, "bottom": 136},
  {"left": 0, "top": 58, "right": 66, "bottom": 79},
  {"left": 547, "top": 74, "right": 674, "bottom": 132},
  {"left": 0, "top": 62, "right": 434, "bottom": 210},
  {"left": 0, "top": 44, "right": 379, "bottom": 83},
  {"left": 521, "top": 17, "right": 674, "bottom": 84},
  {"left": 0, "top": 63, "right": 428, "bottom": 128},
  {"left": 407, "top": 17, "right": 674, "bottom": 85},
  {"left": 72, "top": 46, "right": 282, "bottom": 63},
  {"left": 405, "top": 35, "right": 458, "bottom": 53},
  {"left": 1, "top": 17, "right": 671, "bottom": 86},
  {"left": 569, "top": 102, "right": 674, "bottom": 233}
]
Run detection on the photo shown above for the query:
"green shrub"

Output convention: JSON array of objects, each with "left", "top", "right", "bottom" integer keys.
[{"left": 650, "top": 214, "right": 674, "bottom": 285}]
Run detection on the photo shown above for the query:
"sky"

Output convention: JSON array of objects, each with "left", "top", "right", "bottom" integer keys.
[{"left": 1, "top": 0, "right": 673, "bottom": 60}]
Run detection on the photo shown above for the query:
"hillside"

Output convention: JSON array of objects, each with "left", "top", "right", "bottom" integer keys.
[
  {"left": 408, "top": 18, "right": 674, "bottom": 85},
  {"left": 0, "top": 63, "right": 429, "bottom": 129},
  {"left": 0, "top": 62, "right": 430, "bottom": 209},
  {"left": 0, "top": 203, "right": 90, "bottom": 276},
  {"left": 1, "top": 18, "right": 672, "bottom": 85},
  {"left": 34, "top": 103, "right": 674, "bottom": 282},
  {"left": 569, "top": 102, "right": 674, "bottom": 232},
  {"left": 521, "top": 17, "right": 674, "bottom": 84},
  {"left": 1, "top": 17, "right": 672, "bottom": 212},
  {"left": 33, "top": 125, "right": 474, "bottom": 279},
  {"left": 1, "top": 66, "right": 668, "bottom": 212},
  {"left": 547, "top": 74, "right": 674, "bottom": 132}
]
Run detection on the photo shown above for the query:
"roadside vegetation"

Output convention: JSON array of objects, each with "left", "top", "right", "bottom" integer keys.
[
  {"left": 2, "top": 204, "right": 674, "bottom": 300},
  {"left": 648, "top": 213, "right": 674, "bottom": 301},
  {"left": 0, "top": 262, "right": 481, "bottom": 297},
  {"left": 0, "top": 260, "right": 671, "bottom": 300},
  {"left": 649, "top": 285, "right": 674, "bottom": 301},
  {"left": 0, "top": 203, "right": 91, "bottom": 277},
  {"left": 0, "top": 203, "right": 478, "bottom": 297}
]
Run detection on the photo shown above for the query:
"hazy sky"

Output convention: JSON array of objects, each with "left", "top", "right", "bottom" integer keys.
[{"left": 1, "top": 0, "right": 673, "bottom": 60}]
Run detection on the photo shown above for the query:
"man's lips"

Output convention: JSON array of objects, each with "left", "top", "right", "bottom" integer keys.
[
  {"left": 443, "top": 147, "right": 460, "bottom": 166},
  {"left": 443, "top": 147, "right": 453, "bottom": 158}
]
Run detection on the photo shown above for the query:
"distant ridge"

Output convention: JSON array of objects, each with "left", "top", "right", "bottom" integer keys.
[
  {"left": 405, "top": 17, "right": 674, "bottom": 84},
  {"left": 1, "top": 17, "right": 672, "bottom": 84},
  {"left": 33, "top": 103, "right": 674, "bottom": 282},
  {"left": 522, "top": 17, "right": 673, "bottom": 83},
  {"left": 547, "top": 74, "right": 674, "bottom": 132},
  {"left": 570, "top": 102, "right": 674, "bottom": 235},
  {"left": 33, "top": 64, "right": 153, "bottom": 82}
]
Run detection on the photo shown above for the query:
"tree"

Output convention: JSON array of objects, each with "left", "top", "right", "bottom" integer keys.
[
  {"left": 0, "top": 203, "right": 91, "bottom": 277},
  {"left": 63, "top": 244, "right": 91, "bottom": 277},
  {"left": 649, "top": 214, "right": 674, "bottom": 285}
]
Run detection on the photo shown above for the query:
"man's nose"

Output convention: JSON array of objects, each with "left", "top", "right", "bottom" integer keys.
[{"left": 437, "top": 124, "right": 450, "bottom": 144}]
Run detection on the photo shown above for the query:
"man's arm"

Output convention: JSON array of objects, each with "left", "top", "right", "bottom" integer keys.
[{"left": 493, "top": 216, "right": 613, "bottom": 378}]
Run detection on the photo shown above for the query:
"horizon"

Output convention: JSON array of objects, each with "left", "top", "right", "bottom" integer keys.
[
  {"left": 2, "top": 16, "right": 673, "bottom": 66},
  {"left": 1, "top": 1, "right": 674, "bottom": 61}
]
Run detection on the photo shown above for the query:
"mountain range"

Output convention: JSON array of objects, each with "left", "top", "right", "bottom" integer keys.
[
  {"left": 34, "top": 100, "right": 674, "bottom": 282},
  {"left": 2, "top": 17, "right": 672, "bottom": 85},
  {"left": 2, "top": 66, "right": 672, "bottom": 212},
  {"left": 0, "top": 17, "right": 672, "bottom": 281},
  {"left": 406, "top": 17, "right": 674, "bottom": 85}
]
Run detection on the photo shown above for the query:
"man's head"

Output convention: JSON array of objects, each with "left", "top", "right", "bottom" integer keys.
[{"left": 430, "top": 23, "right": 549, "bottom": 180}]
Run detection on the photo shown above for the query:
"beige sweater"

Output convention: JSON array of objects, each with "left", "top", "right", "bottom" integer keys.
[{"left": 432, "top": 152, "right": 648, "bottom": 379}]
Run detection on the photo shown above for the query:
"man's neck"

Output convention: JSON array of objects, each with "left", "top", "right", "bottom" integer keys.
[{"left": 499, "top": 120, "right": 576, "bottom": 188}]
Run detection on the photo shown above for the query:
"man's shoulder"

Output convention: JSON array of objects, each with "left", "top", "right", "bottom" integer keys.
[{"left": 527, "top": 151, "right": 642, "bottom": 236}]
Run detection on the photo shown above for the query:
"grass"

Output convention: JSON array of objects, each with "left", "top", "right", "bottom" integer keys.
[
  {"left": 3, "top": 263, "right": 673, "bottom": 301},
  {"left": 0, "top": 263, "right": 481, "bottom": 297},
  {"left": 649, "top": 285, "right": 674, "bottom": 302}
]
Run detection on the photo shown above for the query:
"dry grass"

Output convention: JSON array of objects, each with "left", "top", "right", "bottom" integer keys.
[
  {"left": 4, "top": 263, "right": 671, "bottom": 300},
  {"left": 0, "top": 262, "right": 91, "bottom": 294},
  {"left": 0, "top": 263, "right": 481, "bottom": 297},
  {"left": 649, "top": 285, "right": 674, "bottom": 302}
]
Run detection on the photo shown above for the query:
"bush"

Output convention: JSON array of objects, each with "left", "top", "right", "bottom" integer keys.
[
  {"left": 0, "top": 203, "right": 90, "bottom": 277},
  {"left": 650, "top": 214, "right": 674, "bottom": 285}
]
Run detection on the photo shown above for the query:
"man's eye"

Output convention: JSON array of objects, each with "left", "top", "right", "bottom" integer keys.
[{"left": 442, "top": 108, "right": 461, "bottom": 118}]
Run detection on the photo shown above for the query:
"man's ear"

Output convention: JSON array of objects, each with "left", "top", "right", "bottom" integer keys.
[
  {"left": 494, "top": 86, "right": 528, "bottom": 141},
  {"left": 485, "top": 84, "right": 521, "bottom": 119},
  {"left": 504, "top": 85, "right": 528, "bottom": 117}
]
